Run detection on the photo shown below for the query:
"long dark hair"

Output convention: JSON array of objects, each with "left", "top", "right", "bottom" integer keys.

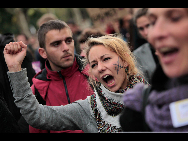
[{"left": 0, "top": 33, "right": 21, "bottom": 120}]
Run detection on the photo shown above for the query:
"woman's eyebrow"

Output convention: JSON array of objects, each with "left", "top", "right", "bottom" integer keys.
[{"left": 90, "top": 54, "right": 109, "bottom": 64}]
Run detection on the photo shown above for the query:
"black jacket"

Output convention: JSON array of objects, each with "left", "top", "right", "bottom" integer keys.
[
  {"left": 0, "top": 83, "right": 20, "bottom": 133},
  {"left": 0, "top": 33, "right": 35, "bottom": 133}
]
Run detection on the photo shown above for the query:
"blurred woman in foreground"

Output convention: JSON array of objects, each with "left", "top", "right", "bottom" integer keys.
[{"left": 120, "top": 8, "right": 188, "bottom": 132}]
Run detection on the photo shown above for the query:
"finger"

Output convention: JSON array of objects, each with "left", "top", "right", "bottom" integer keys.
[
  {"left": 8, "top": 43, "right": 13, "bottom": 54},
  {"left": 15, "top": 42, "right": 19, "bottom": 53},
  {"left": 4, "top": 44, "right": 11, "bottom": 54},
  {"left": 19, "top": 41, "right": 27, "bottom": 50},
  {"left": 9, "top": 42, "right": 16, "bottom": 54},
  {"left": 12, "top": 42, "right": 18, "bottom": 54},
  {"left": 4, "top": 43, "right": 10, "bottom": 54},
  {"left": 8, "top": 42, "right": 13, "bottom": 47},
  {"left": 18, "top": 42, "right": 22, "bottom": 53},
  {"left": 15, "top": 42, "right": 22, "bottom": 53},
  {"left": 8, "top": 42, "right": 15, "bottom": 54},
  {"left": 7, "top": 42, "right": 21, "bottom": 54}
]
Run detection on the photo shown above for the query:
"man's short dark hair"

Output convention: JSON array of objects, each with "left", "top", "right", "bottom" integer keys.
[
  {"left": 133, "top": 8, "right": 148, "bottom": 26},
  {"left": 37, "top": 20, "right": 72, "bottom": 49}
]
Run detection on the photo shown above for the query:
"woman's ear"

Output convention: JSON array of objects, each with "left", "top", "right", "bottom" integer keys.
[
  {"left": 123, "top": 61, "right": 128, "bottom": 68},
  {"left": 38, "top": 48, "right": 47, "bottom": 59}
]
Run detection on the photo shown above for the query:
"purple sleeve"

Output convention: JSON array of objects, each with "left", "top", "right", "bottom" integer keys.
[{"left": 123, "top": 83, "right": 145, "bottom": 112}]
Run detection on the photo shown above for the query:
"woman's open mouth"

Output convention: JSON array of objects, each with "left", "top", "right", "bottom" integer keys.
[
  {"left": 157, "top": 47, "right": 179, "bottom": 64},
  {"left": 102, "top": 74, "right": 115, "bottom": 87},
  {"left": 159, "top": 47, "right": 179, "bottom": 56}
]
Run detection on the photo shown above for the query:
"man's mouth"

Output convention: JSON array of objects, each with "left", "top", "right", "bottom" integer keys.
[
  {"left": 102, "top": 74, "right": 115, "bottom": 87},
  {"left": 62, "top": 54, "right": 72, "bottom": 59}
]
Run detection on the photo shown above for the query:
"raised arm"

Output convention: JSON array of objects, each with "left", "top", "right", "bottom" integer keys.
[
  {"left": 7, "top": 68, "right": 83, "bottom": 131},
  {"left": 4, "top": 42, "right": 94, "bottom": 132},
  {"left": 4, "top": 41, "right": 26, "bottom": 72}
]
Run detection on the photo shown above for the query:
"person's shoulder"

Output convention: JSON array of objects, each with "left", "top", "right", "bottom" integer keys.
[
  {"left": 75, "top": 54, "right": 86, "bottom": 71},
  {"left": 123, "top": 83, "right": 146, "bottom": 111},
  {"left": 35, "top": 68, "right": 49, "bottom": 81},
  {"left": 133, "top": 43, "right": 150, "bottom": 54}
]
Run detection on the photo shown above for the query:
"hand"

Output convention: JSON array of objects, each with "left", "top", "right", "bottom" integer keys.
[{"left": 4, "top": 41, "right": 27, "bottom": 72}]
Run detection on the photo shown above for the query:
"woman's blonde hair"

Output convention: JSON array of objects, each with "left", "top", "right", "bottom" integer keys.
[{"left": 84, "top": 34, "right": 141, "bottom": 88}]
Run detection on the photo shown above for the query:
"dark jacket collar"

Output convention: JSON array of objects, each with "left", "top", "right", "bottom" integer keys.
[
  {"left": 151, "top": 64, "right": 188, "bottom": 92},
  {"left": 44, "top": 54, "right": 88, "bottom": 80}
]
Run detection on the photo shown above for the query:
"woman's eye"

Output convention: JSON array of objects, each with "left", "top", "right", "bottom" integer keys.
[
  {"left": 103, "top": 57, "right": 111, "bottom": 61},
  {"left": 149, "top": 18, "right": 156, "bottom": 26},
  {"left": 169, "top": 10, "right": 183, "bottom": 22},
  {"left": 91, "top": 64, "right": 97, "bottom": 69},
  {"left": 171, "top": 15, "right": 182, "bottom": 22}
]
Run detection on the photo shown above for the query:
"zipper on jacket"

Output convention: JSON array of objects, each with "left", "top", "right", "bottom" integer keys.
[{"left": 57, "top": 71, "right": 71, "bottom": 104}]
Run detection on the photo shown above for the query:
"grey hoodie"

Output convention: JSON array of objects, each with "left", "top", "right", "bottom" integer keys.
[{"left": 8, "top": 69, "right": 98, "bottom": 133}]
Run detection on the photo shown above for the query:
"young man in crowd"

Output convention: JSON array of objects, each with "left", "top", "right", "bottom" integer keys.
[
  {"left": 29, "top": 20, "right": 93, "bottom": 133},
  {"left": 133, "top": 8, "right": 159, "bottom": 83}
]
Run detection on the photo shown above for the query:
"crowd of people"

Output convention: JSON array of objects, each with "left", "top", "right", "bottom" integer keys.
[{"left": 1, "top": 8, "right": 188, "bottom": 133}]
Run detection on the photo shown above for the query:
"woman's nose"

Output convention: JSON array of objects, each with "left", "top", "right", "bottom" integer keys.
[
  {"left": 98, "top": 62, "right": 106, "bottom": 73},
  {"left": 148, "top": 18, "right": 169, "bottom": 46}
]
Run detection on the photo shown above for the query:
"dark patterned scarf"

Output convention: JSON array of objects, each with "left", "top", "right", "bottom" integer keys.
[{"left": 90, "top": 75, "right": 145, "bottom": 133}]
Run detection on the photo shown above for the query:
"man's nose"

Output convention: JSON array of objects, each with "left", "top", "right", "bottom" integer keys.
[{"left": 61, "top": 41, "right": 69, "bottom": 52}]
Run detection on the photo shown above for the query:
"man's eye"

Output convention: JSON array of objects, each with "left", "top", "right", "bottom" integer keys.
[
  {"left": 52, "top": 41, "right": 61, "bottom": 47},
  {"left": 65, "top": 38, "right": 73, "bottom": 44}
]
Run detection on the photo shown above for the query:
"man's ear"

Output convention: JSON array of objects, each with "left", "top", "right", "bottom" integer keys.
[{"left": 38, "top": 48, "right": 47, "bottom": 59}]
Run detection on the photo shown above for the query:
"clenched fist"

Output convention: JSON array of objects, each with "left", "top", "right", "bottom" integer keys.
[{"left": 4, "top": 41, "right": 27, "bottom": 72}]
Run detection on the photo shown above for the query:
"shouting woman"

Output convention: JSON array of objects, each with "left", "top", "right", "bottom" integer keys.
[{"left": 4, "top": 35, "right": 146, "bottom": 133}]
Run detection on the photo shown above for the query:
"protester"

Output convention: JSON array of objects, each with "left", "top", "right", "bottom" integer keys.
[
  {"left": 36, "top": 13, "right": 58, "bottom": 70},
  {"left": 67, "top": 20, "right": 82, "bottom": 54},
  {"left": 27, "top": 20, "right": 93, "bottom": 133},
  {"left": 0, "top": 83, "right": 21, "bottom": 133},
  {"left": 105, "top": 22, "right": 116, "bottom": 34},
  {"left": 118, "top": 18, "right": 128, "bottom": 42},
  {"left": 37, "top": 13, "right": 58, "bottom": 27},
  {"left": 16, "top": 33, "right": 36, "bottom": 86},
  {"left": 29, "top": 34, "right": 40, "bottom": 60},
  {"left": 0, "top": 33, "right": 36, "bottom": 133},
  {"left": 4, "top": 35, "right": 146, "bottom": 133},
  {"left": 78, "top": 28, "right": 105, "bottom": 58},
  {"left": 133, "top": 8, "right": 159, "bottom": 83},
  {"left": 120, "top": 8, "right": 188, "bottom": 132},
  {"left": 0, "top": 34, "right": 21, "bottom": 133},
  {"left": 16, "top": 33, "right": 35, "bottom": 61},
  {"left": 128, "top": 9, "right": 147, "bottom": 51}
]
